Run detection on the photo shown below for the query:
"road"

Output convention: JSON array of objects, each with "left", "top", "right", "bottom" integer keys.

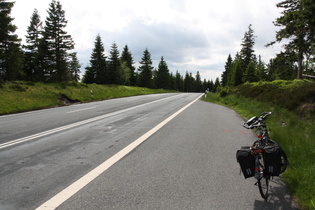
[{"left": 0, "top": 93, "right": 299, "bottom": 209}]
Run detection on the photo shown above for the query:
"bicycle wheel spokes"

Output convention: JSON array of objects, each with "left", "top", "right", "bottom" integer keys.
[
  {"left": 256, "top": 151, "right": 269, "bottom": 199},
  {"left": 258, "top": 176, "right": 269, "bottom": 199}
]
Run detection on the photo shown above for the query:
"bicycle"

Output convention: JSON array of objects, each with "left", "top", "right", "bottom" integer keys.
[{"left": 236, "top": 112, "right": 289, "bottom": 199}]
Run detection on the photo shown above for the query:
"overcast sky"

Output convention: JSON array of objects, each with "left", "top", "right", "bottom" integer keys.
[{"left": 11, "top": 0, "right": 284, "bottom": 81}]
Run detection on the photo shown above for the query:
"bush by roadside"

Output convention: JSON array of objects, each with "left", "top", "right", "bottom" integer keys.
[{"left": 234, "top": 80, "right": 315, "bottom": 116}]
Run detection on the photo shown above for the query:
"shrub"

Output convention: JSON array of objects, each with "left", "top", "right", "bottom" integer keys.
[
  {"left": 218, "top": 87, "right": 231, "bottom": 97},
  {"left": 234, "top": 80, "right": 315, "bottom": 115},
  {"left": 9, "top": 84, "right": 27, "bottom": 92}
]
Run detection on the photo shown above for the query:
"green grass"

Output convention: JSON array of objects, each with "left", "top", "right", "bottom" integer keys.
[
  {"left": 0, "top": 81, "right": 175, "bottom": 115},
  {"left": 202, "top": 92, "right": 315, "bottom": 210}
]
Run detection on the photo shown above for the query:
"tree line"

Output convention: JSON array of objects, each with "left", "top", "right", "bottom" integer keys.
[
  {"left": 82, "top": 35, "right": 220, "bottom": 92},
  {"left": 0, "top": 0, "right": 217, "bottom": 92},
  {"left": 221, "top": 0, "right": 315, "bottom": 87},
  {"left": 2, "top": 0, "right": 314, "bottom": 92}
]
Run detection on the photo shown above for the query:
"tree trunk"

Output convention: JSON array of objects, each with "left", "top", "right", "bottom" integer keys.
[{"left": 297, "top": 48, "right": 303, "bottom": 79}]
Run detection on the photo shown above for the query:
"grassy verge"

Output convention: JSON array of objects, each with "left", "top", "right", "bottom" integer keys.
[
  {"left": 0, "top": 81, "right": 175, "bottom": 115},
  {"left": 202, "top": 92, "right": 315, "bottom": 210}
]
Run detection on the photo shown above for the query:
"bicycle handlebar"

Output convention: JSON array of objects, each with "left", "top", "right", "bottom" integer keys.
[
  {"left": 243, "top": 112, "right": 272, "bottom": 129},
  {"left": 260, "top": 112, "right": 272, "bottom": 120}
]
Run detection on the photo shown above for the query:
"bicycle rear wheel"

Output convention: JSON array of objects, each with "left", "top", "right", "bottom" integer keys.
[
  {"left": 258, "top": 175, "right": 269, "bottom": 199},
  {"left": 256, "top": 152, "right": 269, "bottom": 199}
]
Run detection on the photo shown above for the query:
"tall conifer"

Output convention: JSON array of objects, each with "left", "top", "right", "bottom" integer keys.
[
  {"left": 108, "top": 42, "right": 120, "bottom": 84},
  {"left": 240, "top": 24, "right": 256, "bottom": 81},
  {"left": 138, "top": 48, "right": 154, "bottom": 88},
  {"left": 221, "top": 54, "right": 232, "bottom": 86},
  {"left": 156, "top": 56, "right": 170, "bottom": 89},
  {"left": 0, "top": 0, "right": 23, "bottom": 81},
  {"left": 42, "top": 0, "right": 74, "bottom": 82},
  {"left": 68, "top": 52, "right": 81, "bottom": 82},
  {"left": 83, "top": 34, "right": 106, "bottom": 84},
  {"left": 120, "top": 45, "right": 136, "bottom": 86},
  {"left": 24, "top": 9, "right": 43, "bottom": 81},
  {"left": 269, "top": 0, "right": 315, "bottom": 79}
]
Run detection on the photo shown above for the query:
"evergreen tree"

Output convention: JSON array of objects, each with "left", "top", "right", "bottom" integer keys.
[
  {"left": 82, "top": 66, "right": 95, "bottom": 84},
  {"left": 120, "top": 45, "right": 136, "bottom": 86},
  {"left": 108, "top": 42, "right": 120, "bottom": 84},
  {"left": 208, "top": 79, "right": 214, "bottom": 92},
  {"left": 268, "top": 51, "right": 297, "bottom": 80},
  {"left": 24, "top": 9, "right": 43, "bottom": 81},
  {"left": 269, "top": 0, "right": 315, "bottom": 79},
  {"left": 169, "top": 72, "right": 176, "bottom": 90},
  {"left": 231, "top": 52, "right": 243, "bottom": 86},
  {"left": 0, "top": 0, "right": 24, "bottom": 81},
  {"left": 195, "top": 71, "right": 202, "bottom": 92},
  {"left": 256, "top": 55, "right": 268, "bottom": 81},
  {"left": 243, "top": 61, "right": 257, "bottom": 83},
  {"left": 138, "top": 48, "right": 154, "bottom": 88},
  {"left": 184, "top": 71, "right": 195, "bottom": 92},
  {"left": 214, "top": 78, "right": 221, "bottom": 91},
  {"left": 83, "top": 34, "right": 107, "bottom": 84},
  {"left": 175, "top": 70, "right": 184, "bottom": 91},
  {"left": 156, "top": 56, "right": 170, "bottom": 89},
  {"left": 68, "top": 52, "right": 81, "bottom": 81},
  {"left": 42, "top": 0, "right": 75, "bottom": 82},
  {"left": 240, "top": 24, "right": 256, "bottom": 68},
  {"left": 221, "top": 54, "right": 232, "bottom": 86},
  {"left": 240, "top": 24, "right": 256, "bottom": 82}
]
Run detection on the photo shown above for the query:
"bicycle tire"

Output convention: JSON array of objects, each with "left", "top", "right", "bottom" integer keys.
[
  {"left": 257, "top": 152, "right": 269, "bottom": 199},
  {"left": 258, "top": 175, "right": 269, "bottom": 199}
]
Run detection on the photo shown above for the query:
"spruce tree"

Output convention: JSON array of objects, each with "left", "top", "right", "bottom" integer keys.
[
  {"left": 240, "top": 24, "right": 256, "bottom": 82},
  {"left": 256, "top": 55, "right": 268, "bottom": 81},
  {"left": 184, "top": 72, "right": 195, "bottom": 92},
  {"left": 268, "top": 52, "right": 297, "bottom": 80},
  {"left": 221, "top": 54, "right": 232, "bottom": 86},
  {"left": 243, "top": 61, "right": 257, "bottom": 83},
  {"left": 268, "top": 0, "right": 315, "bottom": 79},
  {"left": 0, "top": 0, "right": 24, "bottom": 81},
  {"left": 120, "top": 45, "right": 136, "bottom": 86},
  {"left": 138, "top": 48, "right": 154, "bottom": 88},
  {"left": 175, "top": 70, "right": 184, "bottom": 92},
  {"left": 83, "top": 34, "right": 106, "bottom": 84},
  {"left": 169, "top": 72, "right": 175, "bottom": 90},
  {"left": 156, "top": 56, "right": 170, "bottom": 89},
  {"left": 42, "top": 0, "right": 74, "bottom": 82},
  {"left": 214, "top": 78, "right": 221, "bottom": 91},
  {"left": 208, "top": 80, "right": 214, "bottom": 92},
  {"left": 195, "top": 71, "right": 202, "bottom": 92},
  {"left": 231, "top": 52, "right": 243, "bottom": 86},
  {"left": 108, "top": 42, "right": 121, "bottom": 84},
  {"left": 184, "top": 72, "right": 190, "bottom": 92},
  {"left": 68, "top": 52, "right": 81, "bottom": 82},
  {"left": 24, "top": 9, "right": 43, "bottom": 81}
]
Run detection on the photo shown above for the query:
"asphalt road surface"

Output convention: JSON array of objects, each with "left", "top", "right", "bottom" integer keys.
[{"left": 0, "top": 93, "right": 299, "bottom": 209}]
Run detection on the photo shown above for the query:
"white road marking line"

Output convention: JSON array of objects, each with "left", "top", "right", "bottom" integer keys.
[
  {"left": 0, "top": 94, "right": 181, "bottom": 150},
  {"left": 35, "top": 94, "right": 202, "bottom": 210},
  {"left": 67, "top": 106, "right": 97, "bottom": 113}
]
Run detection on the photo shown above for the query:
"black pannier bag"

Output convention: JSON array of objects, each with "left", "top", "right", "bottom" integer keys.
[
  {"left": 236, "top": 148, "right": 255, "bottom": 178},
  {"left": 263, "top": 143, "right": 289, "bottom": 176},
  {"left": 263, "top": 144, "right": 282, "bottom": 176}
]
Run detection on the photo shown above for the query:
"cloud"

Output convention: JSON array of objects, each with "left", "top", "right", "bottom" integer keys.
[{"left": 11, "top": 0, "right": 285, "bottom": 81}]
